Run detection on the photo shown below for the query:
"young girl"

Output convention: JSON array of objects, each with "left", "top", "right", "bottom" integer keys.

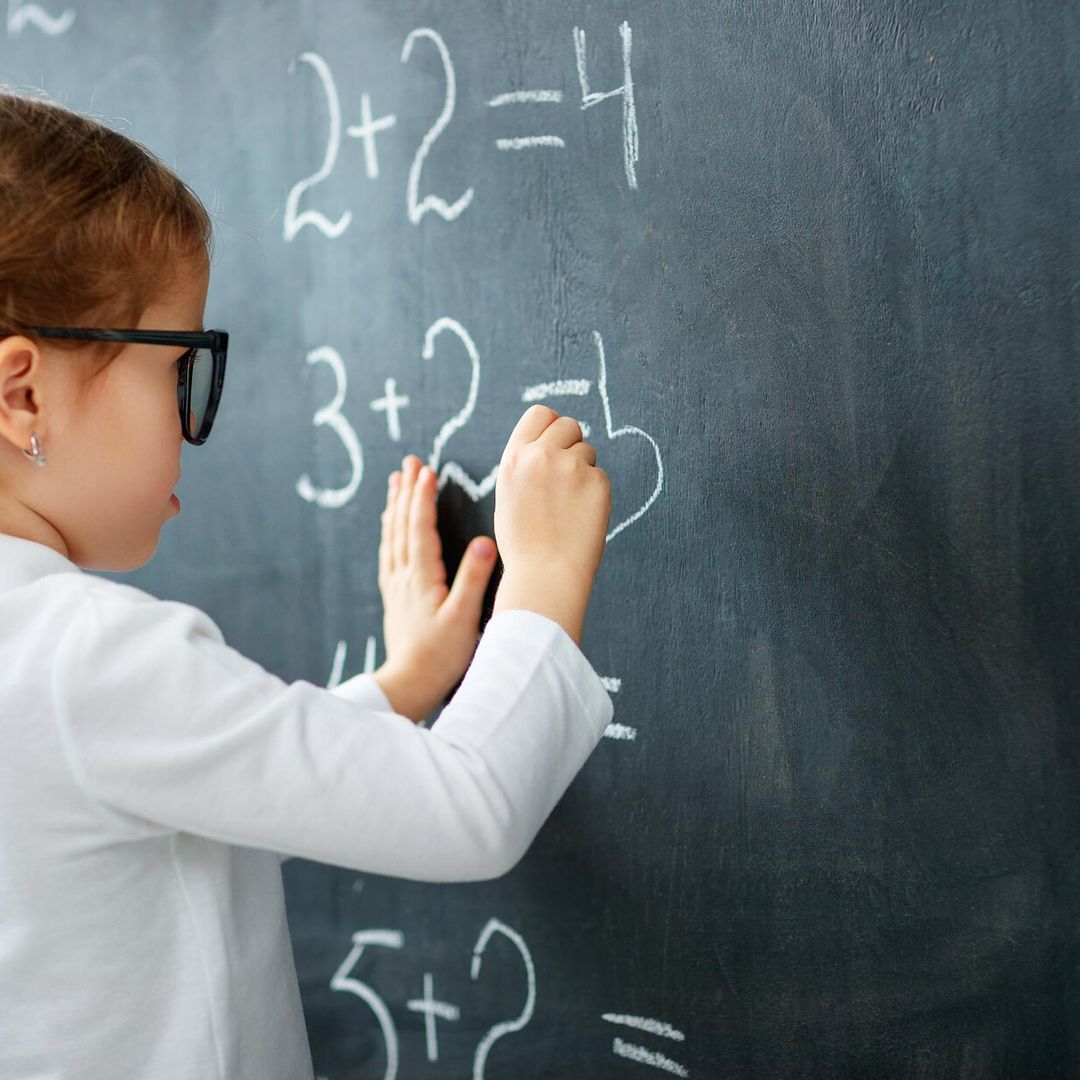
[{"left": 0, "top": 92, "right": 613, "bottom": 1079}]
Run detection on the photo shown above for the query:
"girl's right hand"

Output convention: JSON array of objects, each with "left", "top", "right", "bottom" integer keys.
[{"left": 493, "top": 405, "right": 611, "bottom": 585}]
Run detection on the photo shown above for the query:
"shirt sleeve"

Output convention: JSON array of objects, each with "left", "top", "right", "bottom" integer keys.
[
  {"left": 274, "top": 671, "right": 393, "bottom": 866},
  {"left": 49, "top": 581, "right": 613, "bottom": 882},
  {"left": 328, "top": 671, "right": 394, "bottom": 712}
]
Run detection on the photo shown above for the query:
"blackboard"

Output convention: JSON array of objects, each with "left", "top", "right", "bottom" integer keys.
[{"left": 5, "top": 1, "right": 1080, "bottom": 1075}]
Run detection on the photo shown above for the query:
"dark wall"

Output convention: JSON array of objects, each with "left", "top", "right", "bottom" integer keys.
[{"left": 6, "top": 1, "right": 1079, "bottom": 1075}]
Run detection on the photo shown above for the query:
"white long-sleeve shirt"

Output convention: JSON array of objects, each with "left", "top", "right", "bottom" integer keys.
[{"left": 0, "top": 533, "right": 613, "bottom": 1079}]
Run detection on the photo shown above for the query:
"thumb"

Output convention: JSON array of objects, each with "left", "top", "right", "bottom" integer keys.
[{"left": 445, "top": 536, "right": 498, "bottom": 621}]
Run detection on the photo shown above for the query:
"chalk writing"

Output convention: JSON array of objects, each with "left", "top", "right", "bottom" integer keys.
[
  {"left": 405, "top": 972, "right": 460, "bottom": 1063},
  {"left": 330, "top": 929, "right": 404, "bottom": 1080},
  {"left": 401, "top": 28, "right": 474, "bottom": 223},
  {"left": 599, "top": 675, "right": 633, "bottom": 739},
  {"left": 422, "top": 317, "right": 499, "bottom": 502},
  {"left": 323, "top": 919, "right": 688, "bottom": 1075},
  {"left": 345, "top": 92, "right": 396, "bottom": 180},
  {"left": 326, "top": 635, "right": 378, "bottom": 690},
  {"left": 296, "top": 345, "right": 363, "bottom": 509},
  {"left": 470, "top": 918, "right": 536, "bottom": 1079},
  {"left": 574, "top": 21, "right": 639, "bottom": 189},
  {"left": 602, "top": 1013, "right": 690, "bottom": 1076},
  {"left": 283, "top": 20, "right": 642, "bottom": 237},
  {"left": 296, "top": 324, "right": 661, "bottom": 603},
  {"left": 284, "top": 52, "right": 352, "bottom": 240},
  {"left": 370, "top": 377, "right": 410, "bottom": 442},
  {"left": 488, "top": 88, "right": 565, "bottom": 151},
  {"left": 6, "top": 0, "right": 73, "bottom": 35}
]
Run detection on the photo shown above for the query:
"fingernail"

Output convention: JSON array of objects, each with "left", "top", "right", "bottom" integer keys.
[{"left": 473, "top": 538, "right": 495, "bottom": 558}]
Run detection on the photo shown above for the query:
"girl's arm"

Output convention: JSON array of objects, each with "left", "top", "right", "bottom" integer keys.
[{"left": 50, "top": 579, "right": 612, "bottom": 882}]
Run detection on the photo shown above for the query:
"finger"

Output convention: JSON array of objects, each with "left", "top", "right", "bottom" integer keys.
[
  {"left": 444, "top": 535, "right": 498, "bottom": 624},
  {"left": 538, "top": 415, "right": 584, "bottom": 450},
  {"left": 407, "top": 464, "right": 444, "bottom": 578},
  {"left": 380, "top": 470, "right": 400, "bottom": 576},
  {"left": 569, "top": 440, "right": 597, "bottom": 466},
  {"left": 503, "top": 403, "right": 559, "bottom": 454},
  {"left": 394, "top": 455, "right": 420, "bottom": 568}
]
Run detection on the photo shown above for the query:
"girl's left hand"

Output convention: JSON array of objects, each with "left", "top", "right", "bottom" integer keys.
[{"left": 373, "top": 454, "right": 499, "bottom": 722}]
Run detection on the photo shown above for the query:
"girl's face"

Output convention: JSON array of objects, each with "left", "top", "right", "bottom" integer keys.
[{"left": 0, "top": 256, "right": 210, "bottom": 571}]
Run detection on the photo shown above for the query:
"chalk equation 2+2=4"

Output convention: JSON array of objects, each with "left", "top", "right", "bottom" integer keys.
[
  {"left": 314, "top": 916, "right": 690, "bottom": 1080},
  {"left": 284, "top": 20, "right": 638, "bottom": 238}
]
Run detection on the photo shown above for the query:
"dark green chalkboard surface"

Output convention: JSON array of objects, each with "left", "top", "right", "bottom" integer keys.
[{"left": 5, "top": 1, "right": 1079, "bottom": 1075}]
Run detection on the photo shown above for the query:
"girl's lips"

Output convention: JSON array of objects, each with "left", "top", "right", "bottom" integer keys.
[{"left": 170, "top": 493, "right": 181, "bottom": 511}]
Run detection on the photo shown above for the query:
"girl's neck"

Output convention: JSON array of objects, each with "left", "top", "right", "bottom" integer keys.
[{"left": 0, "top": 495, "right": 69, "bottom": 559}]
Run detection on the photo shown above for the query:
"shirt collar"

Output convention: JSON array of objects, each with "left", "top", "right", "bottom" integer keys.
[{"left": 0, "top": 532, "right": 83, "bottom": 593}]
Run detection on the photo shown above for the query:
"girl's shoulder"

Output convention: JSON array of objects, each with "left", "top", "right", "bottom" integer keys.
[{"left": 33, "top": 569, "right": 226, "bottom": 651}]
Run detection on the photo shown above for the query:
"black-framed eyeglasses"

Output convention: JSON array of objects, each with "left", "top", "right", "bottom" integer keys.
[{"left": 26, "top": 327, "right": 228, "bottom": 446}]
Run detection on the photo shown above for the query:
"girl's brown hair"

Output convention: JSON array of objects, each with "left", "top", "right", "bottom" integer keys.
[{"left": 0, "top": 90, "right": 214, "bottom": 362}]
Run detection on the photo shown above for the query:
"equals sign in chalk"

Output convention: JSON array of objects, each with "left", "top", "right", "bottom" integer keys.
[
  {"left": 601, "top": 1013, "right": 689, "bottom": 1077},
  {"left": 598, "top": 676, "right": 635, "bottom": 741},
  {"left": 486, "top": 88, "right": 566, "bottom": 150}
]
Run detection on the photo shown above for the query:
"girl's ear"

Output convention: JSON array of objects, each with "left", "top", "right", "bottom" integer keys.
[{"left": 0, "top": 336, "right": 45, "bottom": 452}]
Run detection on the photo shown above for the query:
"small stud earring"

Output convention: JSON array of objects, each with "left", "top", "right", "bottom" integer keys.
[{"left": 21, "top": 431, "right": 46, "bottom": 467}]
